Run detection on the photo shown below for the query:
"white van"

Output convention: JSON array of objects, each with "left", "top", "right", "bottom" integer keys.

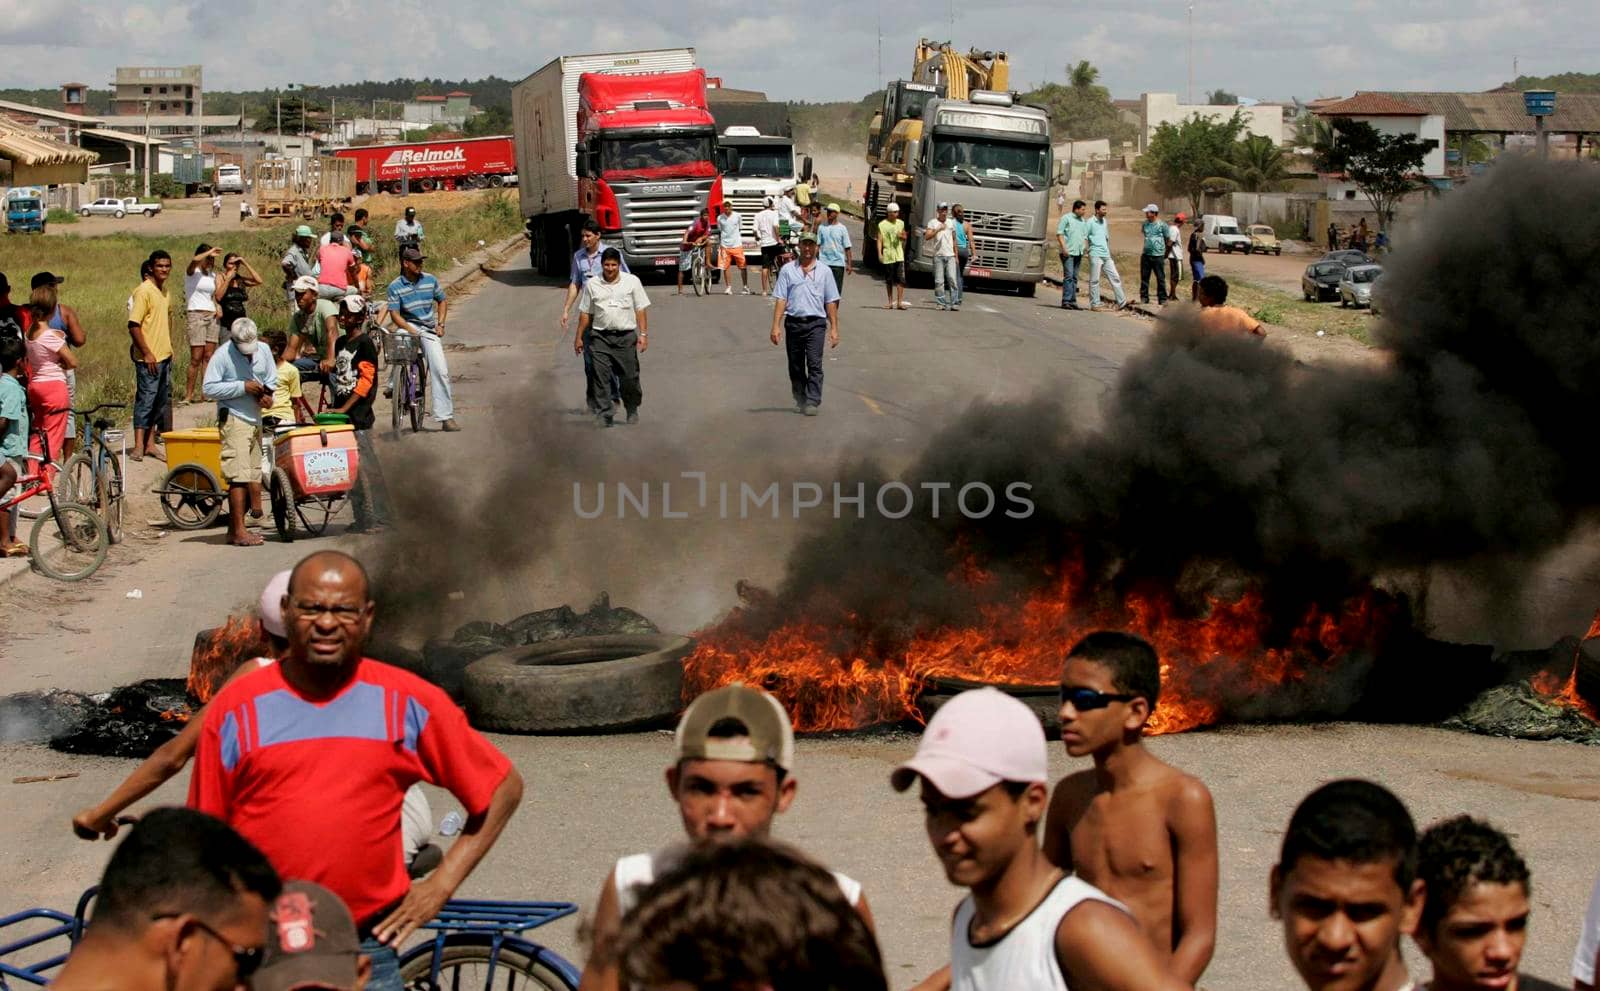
[
  {"left": 215, "top": 164, "right": 244, "bottom": 194},
  {"left": 1201, "top": 214, "right": 1252, "bottom": 253}
]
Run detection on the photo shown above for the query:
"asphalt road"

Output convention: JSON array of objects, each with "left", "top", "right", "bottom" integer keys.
[{"left": 2, "top": 249, "right": 1596, "bottom": 990}]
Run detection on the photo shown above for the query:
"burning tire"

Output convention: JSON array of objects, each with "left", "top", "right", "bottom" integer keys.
[{"left": 463, "top": 634, "right": 693, "bottom": 733}]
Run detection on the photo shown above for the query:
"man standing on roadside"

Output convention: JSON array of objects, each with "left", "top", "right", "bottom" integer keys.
[
  {"left": 189, "top": 550, "right": 524, "bottom": 991},
  {"left": 330, "top": 296, "right": 391, "bottom": 532},
  {"left": 1139, "top": 204, "right": 1169, "bottom": 305},
  {"left": 574, "top": 248, "right": 649, "bottom": 428},
  {"left": 951, "top": 203, "right": 971, "bottom": 307},
  {"left": 319, "top": 211, "right": 346, "bottom": 247},
  {"left": 754, "top": 197, "right": 782, "bottom": 296},
  {"left": 347, "top": 208, "right": 374, "bottom": 263},
  {"left": 211, "top": 190, "right": 222, "bottom": 219},
  {"left": 128, "top": 250, "right": 175, "bottom": 463},
  {"left": 1057, "top": 199, "right": 1089, "bottom": 309},
  {"left": 1087, "top": 201, "right": 1127, "bottom": 311},
  {"left": 562, "top": 221, "right": 626, "bottom": 413},
  {"left": 393, "top": 206, "right": 423, "bottom": 246},
  {"left": 280, "top": 226, "right": 318, "bottom": 305},
  {"left": 717, "top": 203, "right": 750, "bottom": 295},
  {"left": 923, "top": 202, "right": 960, "bottom": 311},
  {"left": 770, "top": 232, "right": 839, "bottom": 416},
  {"left": 387, "top": 247, "right": 458, "bottom": 432},
  {"left": 203, "top": 318, "right": 275, "bottom": 548},
  {"left": 1167, "top": 213, "right": 1185, "bottom": 294},
  {"left": 817, "top": 203, "right": 853, "bottom": 298},
  {"left": 878, "top": 202, "right": 909, "bottom": 310}
]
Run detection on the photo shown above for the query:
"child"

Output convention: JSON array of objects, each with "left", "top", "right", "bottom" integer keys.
[
  {"left": 263, "top": 330, "right": 313, "bottom": 428},
  {"left": 0, "top": 337, "right": 29, "bottom": 556},
  {"left": 1043, "top": 631, "right": 1218, "bottom": 983},
  {"left": 894, "top": 687, "right": 1189, "bottom": 991}
]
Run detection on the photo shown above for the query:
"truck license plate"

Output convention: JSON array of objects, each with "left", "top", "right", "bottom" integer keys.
[
  {"left": 302, "top": 448, "right": 350, "bottom": 488},
  {"left": 967, "top": 267, "right": 993, "bottom": 278},
  {"left": 654, "top": 256, "right": 676, "bottom": 267}
]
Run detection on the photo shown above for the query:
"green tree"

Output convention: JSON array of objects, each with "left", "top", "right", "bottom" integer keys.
[
  {"left": 1022, "top": 60, "right": 1136, "bottom": 144},
  {"left": 1322, "top": 117, "right": 1437, "bottom": 228},
  {"left": 1135, "top": 110, "right": 1247, "bottom": 215},
  {"left": 1292, "top": 111, "right": 1335, "bottom": 157},
  {"left": 1213, "top": 134, "right": 1290, "bottom": 192},
  {"left": 464, "top": 104, "right": 511, "bottom": 137},
  {"left": 1205, "top": 88, "right": 1239, "bottom": 106}
]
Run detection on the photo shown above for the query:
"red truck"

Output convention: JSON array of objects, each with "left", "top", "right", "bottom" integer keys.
[{"left": 333, "top": 136, "right": 516, "bottom": 194}]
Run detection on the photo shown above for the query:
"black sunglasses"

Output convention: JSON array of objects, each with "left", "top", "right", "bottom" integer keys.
[
  {"left": 1058, "top": 686, "right": 1137, "bottom": 711},
  {"left": 155, "top": 914, "right": 264, "bottom": 977}
]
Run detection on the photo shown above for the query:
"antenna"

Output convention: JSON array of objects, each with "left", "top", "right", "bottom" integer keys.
[{"left": 1188, "top": 3, "right": 1195, "bottom": 104}]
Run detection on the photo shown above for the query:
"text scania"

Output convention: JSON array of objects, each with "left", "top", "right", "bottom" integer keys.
[
  {"left": 573, "top": 475, "right": 1034, "bottom": 520},
  {"left": 381, "top": 147, "right": 468, "bottom": 168}
]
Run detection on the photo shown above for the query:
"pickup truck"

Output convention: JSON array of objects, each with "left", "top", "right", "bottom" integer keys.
[{"left": 80, "top": 197, "right": 162, "bottom": 218}]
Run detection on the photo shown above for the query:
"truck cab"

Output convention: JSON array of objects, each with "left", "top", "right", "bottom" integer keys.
[
  {"left": 716, "top": 126, "right": 811, "bottom": 255},
  {"left": 4, "top": 187, "right": 45, "bottom": 234}
]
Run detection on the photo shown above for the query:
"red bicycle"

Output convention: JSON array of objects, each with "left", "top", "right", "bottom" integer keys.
[{"left": 1, "top": 427, "right": 109, "bottom": 581}]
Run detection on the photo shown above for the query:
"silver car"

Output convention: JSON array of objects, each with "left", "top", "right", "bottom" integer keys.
[{"left": 1339, "top": 264, "right": 1382, "bottom": 309}]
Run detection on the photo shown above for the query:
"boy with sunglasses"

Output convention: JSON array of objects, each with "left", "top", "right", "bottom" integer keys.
[{"left": 1043, "top": 631, "right": 1218, "bottom": 983}]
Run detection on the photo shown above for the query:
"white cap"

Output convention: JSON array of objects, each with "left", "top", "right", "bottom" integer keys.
[
  {"left": 1143, "top": 203, "right": 1160, "bottom": 213},
  {"left": 891, "top": 688, "right": 1048, "bottom": 799},
  {"left": 231, "top": 318, "right": 260, "bottom": 355},
  {"left": 259, "top": 569, "right": 292, "bottom": 638},
  {"left": 290, "top": 274, "right": 320, "bottom": 293},
  {"left": 886, "top": 203, "right": 900, "bottom": 212}
]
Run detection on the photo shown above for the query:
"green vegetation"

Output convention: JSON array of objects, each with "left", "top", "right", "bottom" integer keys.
[
  {"left": 1506, "top": 72, "right": 1600, "bottom": 93},
  {"left": 0, "top": 191, "right": 521, "bottom": 421},
  {"left": 1224, "top": 279, "right": 1374, "bottom": 344},
  {"left": 1022, "top": 61, "right": 1138, "bottom": 144},
  {"left": 1136, "top": 111, "right": 1248, "bottom": 215},
  {"left": 790, "top": 93, "right": 881, "bottom": 150},
  {"left": 46, "top": 208, "right": 79, "bottom": 225},
  {"left": 1211, "top": 134, "right": 1291, "bottom": 193},
  {"left": 1319, "top": 118, "right": 1436, "bottom": 227}
]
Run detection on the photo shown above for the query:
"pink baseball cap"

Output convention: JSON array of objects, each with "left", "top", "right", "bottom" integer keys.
[
  {"left": 259, "top": 569, "right": 292, "bottom": 638},
  {"left": 891, "top": 687, "right": 1048, "bottom": 799}
]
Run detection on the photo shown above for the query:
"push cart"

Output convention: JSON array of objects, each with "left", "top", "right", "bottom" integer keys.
[{"left": 268, "top": 420, "right": 361, "bottom": 541}]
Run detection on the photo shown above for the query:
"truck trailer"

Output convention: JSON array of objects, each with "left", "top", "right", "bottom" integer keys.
[
  {"left": 333, "top": 136, "right": 516, "bottom": 194},
  {"left": 512, "top": 48, "right": 722, "bottom": 276},
  {"left": 707, "top": 94, "right": 811, "bottom": 256}
]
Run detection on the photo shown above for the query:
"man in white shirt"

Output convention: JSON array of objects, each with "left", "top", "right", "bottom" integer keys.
[
  {"left": 753, "top": 198, "right": 782, "bottom": 295},
  {"left": 1167, "top": 213, "right": 1186, "bottom": 294},
  {"left": 775, "top": 188, "right": 800, "bottom": 227},
  {"left": 576, "top": 685, "right": 874, "bottom": 991},
  {"left": 573, "top": 248, "right": 649, "bottom": 427},
  {"left": 923, "top": 202, "right": 961, "bottom": 311},
  {"left": 716, "top": 204, "right": 749, "bottom": 295}
]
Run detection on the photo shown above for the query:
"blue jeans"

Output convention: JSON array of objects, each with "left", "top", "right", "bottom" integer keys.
[
  {"left": 954, "top": 249, "right": 969, "bottom": 304},
  {"left": 932, "top": 256, "right": 960, "bottom": 306},
  {"left": 359, "top": 937, "right": 402, "bottom": 991},
  {"left": 291, "top": 355, "right": 324, "bottom": 385},
  {"left": 132, "top": 358, "right": 171, "bottom": 429},
  {"left": 1061, "top": 254, "right": 1082, "bottom": 306}
]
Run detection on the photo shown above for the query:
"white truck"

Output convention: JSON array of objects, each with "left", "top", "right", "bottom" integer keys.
[
  {"left": 214, "top": 164, "right": 245, "bottom": 194},
  {"left": 707, "top": 96, "right": 811, "bottom": 257}
]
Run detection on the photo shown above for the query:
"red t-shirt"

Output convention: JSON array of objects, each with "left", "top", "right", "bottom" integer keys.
[{"left": 188, "top": 658, "right": 512, "bottom": 923}]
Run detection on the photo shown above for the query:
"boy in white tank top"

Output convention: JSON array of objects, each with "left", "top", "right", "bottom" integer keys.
[
  {"left": 892, "top": 687, "right": 1191, "bottom": 991},
  {"left": 578, "top": 684, "right": 873, "bottom": 991}
]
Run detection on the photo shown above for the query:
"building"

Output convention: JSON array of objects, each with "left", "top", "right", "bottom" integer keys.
[
  {"left": 1373, "top": 89, "right": 1600, "bottom": 167},
  {"left": 60, "top": 84, "right": 89, "bottom": 116},
  {"left": 402, "top": 92, "right": 471, "bottom": 128},
  {"left": 1313, "top": 92, "right": 1448, "bottom": 189},
  {"left": 112, "top": 65, "right": 202, "bottom": 117},
  {"left": 1138, "top": 93, "right": 1285, "bottom": 152}
]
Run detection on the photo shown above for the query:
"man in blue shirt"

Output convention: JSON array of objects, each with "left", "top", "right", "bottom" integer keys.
[
  {"left": 769, "top": 233, "right": 840, "bottom": 416},
  {"left": 717, "top": 204, "right": 750, "bottom": 295},
  {"left": 1138, "top": 203, "right": 1169, "bottom": 305},
  {"left": 1086, "top": 200, "right": 1127, "bottom": 310},
  {"left": 816, "top": 204, "right": 853, "bottom": 298},
  {"left": 1057, "top": 199, "right": 1090, "bottom": 309},
  {"left": 386, "top": 246, "right": 458, "bottom": 432},
  {"left": 950, "top": 203, "right": 971, "bottom": 306},
  {"left": 561, "top": 220, "right": 628, "bottom": 415},
  {"left": 202, "top": 318, "right": 277, "bottom": 548}
]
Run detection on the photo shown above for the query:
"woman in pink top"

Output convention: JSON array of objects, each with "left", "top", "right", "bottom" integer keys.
[{"left": 25, "top": 283, "right": 76, "bottom": 473}]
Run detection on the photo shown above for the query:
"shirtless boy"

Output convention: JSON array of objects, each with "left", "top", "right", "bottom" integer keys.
[{"left": 1039, "top": 631, "right": 1218, "bottom": 982}]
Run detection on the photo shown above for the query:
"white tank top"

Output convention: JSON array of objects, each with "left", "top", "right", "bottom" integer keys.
[
  {"left": 950, "top": 875, "right": 1125, "bottom": 991},
  {"left": 612, "top": 849, "right": 862, "bottom": 915}
]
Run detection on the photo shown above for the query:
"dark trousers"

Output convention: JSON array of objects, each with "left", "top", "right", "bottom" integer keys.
[
  {"left": 587, "top": 328, "right": 642, "bottom": 416},
  {"left": 1060, "top": 254, "right": 1082, "bottom": 306},
  {"left": 132, "top": 358, "right": 171, "bottom": 429},
  {"left": 956, "top": 249, "right": 969, "bottom": 300},
  {"left": 1139, "top": 254, "right": 1168, "bottom": 303},
  {"left": 1168, "top": 255, "right": 1181, "bottom": 287},
  {"left": 784, "top": 316, "right": 827, "bottom": 408},
  {"left": 350, "top": 429, "right": 392, "bottom": 530},
  {"left": 828, "top": 265, "right": 846, "bottom": 298},
  {"left": 582, "top": 327, "right": 622, "bottom": 413}
]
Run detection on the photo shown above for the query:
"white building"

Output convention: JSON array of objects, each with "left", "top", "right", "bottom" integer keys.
[
  {"left": 1313, "top": 92, "right": 1447, "bottom": 198},
  {"left": 1138, "top": 93, "right": 1285, "bottom": 152}
]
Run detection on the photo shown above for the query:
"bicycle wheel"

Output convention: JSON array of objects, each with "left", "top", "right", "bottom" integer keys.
[
  {"left": 390, "top": 366, "right": 403, "bottom": 435},
  {"left": 398, "top": 935, "right": 576, "bottom": 991},
  {"left": 31, "top": 501, "right": 109, "bottom": 582},
  {"left": 410, "top": 361, "right": 425, "bottom": 433}
]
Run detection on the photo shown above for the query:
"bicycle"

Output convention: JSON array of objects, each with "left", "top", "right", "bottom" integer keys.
[
  {"left": 397, "top": 899, "right": 579, "bottom": 991},
  {"left": 0, "top": 428, "right": 109, "bottom": 582},
  {"left": 384, "top": 328, "right": 427, "bottom": 436},
  {"left": 690, "top": 238, "right": 713, "bottom": 297},
  {"left": 60, "top": 403, "right": 128, "bottom": 544},
  {"left": 0, "top": 887, "right": 95, "bottom": 988}
]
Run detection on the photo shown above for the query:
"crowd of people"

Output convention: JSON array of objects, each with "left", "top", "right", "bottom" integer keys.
[{"left": 53, "top": 548, "right": 1600, "bottom": 991}]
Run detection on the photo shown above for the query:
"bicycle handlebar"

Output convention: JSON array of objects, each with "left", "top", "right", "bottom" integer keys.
[{"left": 71, "top": 403, "right": 127, "bottom": 415}]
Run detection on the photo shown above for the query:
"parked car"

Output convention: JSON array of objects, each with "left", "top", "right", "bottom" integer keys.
[
  {"left": 1321, "top": 249, "right": 1372, "bottom": 266},
  {"left": 122, "top": 197, "right": 161, "bottom": 217},
  {"left": 1301, "top": 261, "right": 1347, "bottom": 302},
  {"left": 1248, "top": 224, "right": 1281, "bottom": 255},
  {"left": 1339, "top": 264, "right": 1382, "bottom": 308},
  {"left": 1202, "top": 214, "right": 1253, "bottom": 253},
  {"left": 81, "top": 197, "right": 129, "bottom": 218}
]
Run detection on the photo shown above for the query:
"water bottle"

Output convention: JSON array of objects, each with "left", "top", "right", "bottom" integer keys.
[{"left": 438, "top": 811, "right": 464, "bottom": 837}]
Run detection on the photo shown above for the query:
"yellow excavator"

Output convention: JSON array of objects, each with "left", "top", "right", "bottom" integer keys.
[{"left": 866, "top": 39, "right": 1010, "bottom": 177}]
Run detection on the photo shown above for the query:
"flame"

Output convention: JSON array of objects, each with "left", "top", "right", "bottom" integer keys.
[
  {"left": 685, "top": 559, "right": 1398, "bottom": 734},
  {"left": 188, "top": 615, "right": 269, "bottom": 703},
  {"left": 1529, "top": 608, "right": 1600, "bottom": 722},
  {"left": 158, "top": 708, "right": 192, "bottom": 723}
]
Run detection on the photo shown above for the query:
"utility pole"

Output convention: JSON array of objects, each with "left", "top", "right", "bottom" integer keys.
[
  {"left": 276, "top": 91, "right": 282, "bottom": 152},
  {"left": 1188, "top": 3, "right": 1195, "bottom": 105},
  {"left": 142, "top": 99, "right": 151, "bottom": 198}
]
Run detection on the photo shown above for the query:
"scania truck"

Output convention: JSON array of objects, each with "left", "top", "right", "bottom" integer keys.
[{"left": 513, "top": 48, "right": 722, "bottom": 276}]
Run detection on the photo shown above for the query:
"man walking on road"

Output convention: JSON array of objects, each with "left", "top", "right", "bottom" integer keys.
[
  {"left": 878, "top": 202, "right": 909, "bottom": 310},
  {"left": 1058, "top": 199, "right": 1089, "bottom": 309},
  {"left": 770, "top": 232, "right": 839, "bottom": 416},
  {"left": 1087, "top": 201, "right": 1127, "bottom": 311},
  {"left": 1139, "top": 204, "right": 1169, "bottom": 305},
  {"left": 189, "top": 550, "right": 524, "bottom": 991},
  {"left": 717, "top": 203, "right": 750, "bottom": 294},
  {"left": 563, "top": 221, "right": 626, "bottom": 414},
  {"left": 817, "top": 203, "right": 853, "bottom": 298},
  {"left": 330, "top": 296, "right": 393, "bottom": 531},
  {"left": 202, "top": 318, "right": 276, "bottom": 548},
  {"left": 754, "top": 198, "right": 782, "bottom": 296},
  {"left": 574, "top": 248, "right": 649, "bottom": 428},
  {"left": 924, "top": 203, "right": 960, "bottom": 311},
  {"left": 386, "top": 247, "right": 458, "bottom": 432}
]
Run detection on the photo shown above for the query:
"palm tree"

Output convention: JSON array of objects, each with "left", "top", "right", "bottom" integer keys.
[
  {"left": 1207, "top": 135, "right": 1291, "bottom": 192},
  {"left": 1068, "top": 60, "right": 1099, "bottom": 90}
]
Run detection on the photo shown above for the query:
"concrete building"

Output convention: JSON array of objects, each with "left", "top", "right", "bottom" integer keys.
[
  {"left": 1313, "top": 92, "right": 1448, "bottom": 198},
  {"left": 1137, "top": 93, "right": 1285, "bottom": 152},
  {"left": 112, "top": 65, "right": 202, "bottom": 117}
]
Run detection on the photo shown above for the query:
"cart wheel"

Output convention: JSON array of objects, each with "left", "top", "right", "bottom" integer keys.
[
  {"left": 300, "top": 495, "right": 335, "bottom": 537},
  {"left": 270, "top": 467, "right": 296, "bottom": 543},
  {"left": 159, "top": 463, "right": 224, "bottom": 530}
]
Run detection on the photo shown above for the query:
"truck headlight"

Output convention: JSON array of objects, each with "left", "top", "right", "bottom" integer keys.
[{"left": 1026, "top": 244, "right": 1043, "bottom": 268}]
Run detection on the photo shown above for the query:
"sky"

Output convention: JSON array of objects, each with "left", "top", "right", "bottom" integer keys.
[{"left": 1, "top": 0, "right": 1597, "bottom": 104}]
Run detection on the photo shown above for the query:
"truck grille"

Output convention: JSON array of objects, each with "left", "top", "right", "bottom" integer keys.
[
  {"left": 960, "top": 207, "right": 1035, "bottom": 237},
  {"left": 619, "top": 193, "right": 705, "bottom": 254},
  {"left": 968, "top": 235, "right": 1027, "bottom": 270}
]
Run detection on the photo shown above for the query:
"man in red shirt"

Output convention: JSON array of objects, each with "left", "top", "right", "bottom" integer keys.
[
  {"left": 188, "top": 550, "right": 524, "bottom": 991},
  {"left": 676, "top": 208, "right": 712, "bottom": 295}
]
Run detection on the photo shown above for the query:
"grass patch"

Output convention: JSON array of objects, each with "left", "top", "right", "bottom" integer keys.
[
  {"left": 0, "top": 191, "right": 522, "bottom": 421},
  {"left": 46, "top": 208, "right": 79, "bottom": 225},
  {"left": 1223, "top": 278, "right": 1374, "bottom": 344}
]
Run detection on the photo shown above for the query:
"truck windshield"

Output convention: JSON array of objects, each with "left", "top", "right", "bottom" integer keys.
[
  {"left": 9, "top": 200, "right": 40, "bottom": 212},
  {"left": 928, "top": 138, "right": 1049, "bottom": 185},
  {"left": 723, "top": 146, "right": 794, "bottom": 179},
  {"left": 600, "top": 135, "right": 715, "bottom": 175}
]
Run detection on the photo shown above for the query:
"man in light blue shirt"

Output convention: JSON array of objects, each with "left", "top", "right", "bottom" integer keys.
[
  {"left": 817, "top": 203, "right": 853, "bottom": 298},
  {"left": 717, "top": 204, "right": 750, "bottom": 294},
  {"left": 1057, "top": 199, "right": 1091, "bottom": 309},
  {"left": 1085, "top": 200, "right": 1126, "bottom": 310},
  {"left": 769, "top": 233, "right": 840, "bottom": 416},
  {"left": 202, "top": 318, "right": 276, "bottom": 548}
]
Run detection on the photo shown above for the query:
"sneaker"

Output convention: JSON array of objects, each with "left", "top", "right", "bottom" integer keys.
[
  {"left": 793, "top": 403, "right": 805, "bottom": 414},
  {"left": 599, "top": 413, "right": 614, "bottom": 428},
  {"left": 897, "top": 301, "right": 911, "bottom": 310},
  {"left": 440, "top": 419, "right": 461, "bottom": 432},
  {"left": 741, "top": 287, "right": 752, "bottom": 295},
  {"left": 951, "top": 305, "right": 960, "bottom": 312},
  {"left": 625, "top": 410, "right": 639, "bottom": 425},
  {"left": 724, "top": 287, "right": 733, "bottom": 295},
  {"left": 802, "top": 405, "right": 819, "bottom": 417}
]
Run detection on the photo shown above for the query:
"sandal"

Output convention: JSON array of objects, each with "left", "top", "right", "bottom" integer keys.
[{"left": 3, "top": 543, "right": 30, "bottom": 558}]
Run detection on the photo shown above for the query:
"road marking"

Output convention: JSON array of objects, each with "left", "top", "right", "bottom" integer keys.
[
  {"left": 861, "top": 396, "right": 884, "bottom": 415},
  {"left": 978, "top": 305, "right": 999, "bottom": 314}
]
